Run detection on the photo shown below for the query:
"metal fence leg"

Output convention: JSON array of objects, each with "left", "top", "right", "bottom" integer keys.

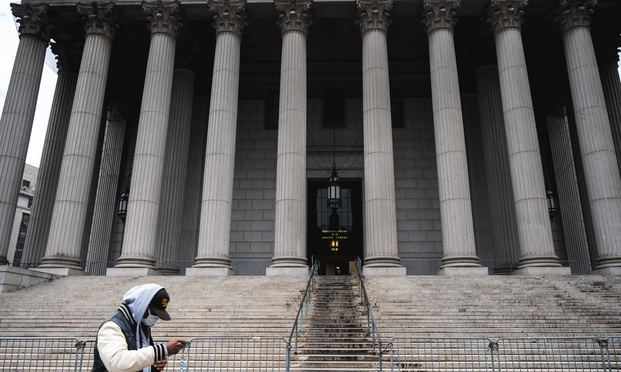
[
  {"left": 598, "top": 339, "right": 611, "bottom": 372},
  {"left": 488, "top": 341, "right": 499, "bottom": 372},
  {"left": 75, "top": 340, "right": 86, "bottom": 372}
]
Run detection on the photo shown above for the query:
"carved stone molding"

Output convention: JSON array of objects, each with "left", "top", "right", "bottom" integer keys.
[
  {"left": 556, "top": 0, "right": 597, "bottom": 33},
  {"left": 107, "top": 101, "right": 128, "bottom": 122},
  {"left": 275, "top": 0, "right": 312, "bottom": 34},
  {"left": 143, "top": 0, "right": 181, "bottom": 37},
  {"left": 488, "top": 0, "right": 527, "bottom": 34},
  {"left": 209, "top": 0, "right": 247, "bottom": 36},
  {"left": 10, "top": 3, "right": 50, "bottom": 40},
  {"left": 356, "top": 0, "right": 393, "bottom": 34},
  {"left": 50, "top": 41, "right": 83, "bottom": 72},
  {"left": 421, "top": 0, "right": 459, "bottom": 34},
  {"left": 77, "top": 1, "right": 116, "bottom": 39}
]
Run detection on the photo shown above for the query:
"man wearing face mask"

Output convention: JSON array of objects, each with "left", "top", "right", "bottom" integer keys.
[{"left": 92, "top": 283, "right": 187, "bottom": 372}]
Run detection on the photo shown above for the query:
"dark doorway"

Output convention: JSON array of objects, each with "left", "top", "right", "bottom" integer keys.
[{"left": 307, "top": 179, "right": 363, "bottom": 275}]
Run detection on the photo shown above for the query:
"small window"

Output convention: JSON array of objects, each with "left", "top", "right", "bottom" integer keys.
[
  {"left": 323, "top": 87, "right": 345, "bottom": 128},
  {"left": 22, "top": 180, "right": 30, "bottom": 188},
  {"left": 265, "top": 88, "right": 279, "bottom": 130}
]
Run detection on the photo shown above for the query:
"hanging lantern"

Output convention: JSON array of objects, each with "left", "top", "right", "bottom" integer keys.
[
  {"left": 547, "top": 189, "right": 556, "bottom": 220},
  {"left": 118, "top": 191, "right": 129, "bottom": 222},
  {"left": 327, "top": 163, "right": 341, "bottom": 211}
]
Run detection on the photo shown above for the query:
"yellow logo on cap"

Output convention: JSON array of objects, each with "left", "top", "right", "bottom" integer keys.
[{"left": 162, "top": 298, "right": 168, "bottom": 308}]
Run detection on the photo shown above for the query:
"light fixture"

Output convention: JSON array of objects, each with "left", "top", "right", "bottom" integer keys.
[
  {"left": 547, "top": 189, "right": 556, "bottom": 220},
  {"left": 331, "top": 239, "right": 339, "bottom": 252},
  {"left": 118, "top": 191, "right": 129, "bottom": 222},
  {"left": 327, "top": 163, "right": 341, "bottom": 211}
]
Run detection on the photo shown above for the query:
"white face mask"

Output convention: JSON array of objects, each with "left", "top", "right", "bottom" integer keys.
[{"left": 142, "top": 314, "right": 159, "bottom": 327}]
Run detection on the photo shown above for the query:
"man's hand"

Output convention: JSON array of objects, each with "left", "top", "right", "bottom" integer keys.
[
  {"left": 165, "top": 339, "right": 187, "bottom": 355},
  {"left": 154, "top": 357, "right": 167, "bottom": 371}
]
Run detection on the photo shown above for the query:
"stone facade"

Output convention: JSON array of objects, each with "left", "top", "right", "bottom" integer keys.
[{"left": 1, "top": 0, "right": 620, "bottom": 277}]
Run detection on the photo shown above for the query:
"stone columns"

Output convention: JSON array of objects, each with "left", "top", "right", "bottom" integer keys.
[
  {"left": 421, "top": 0, "right": 485, "bottom": 275},
  {"left": 475, "top": 66, "right": 521, "bottom": 270},
  {"left": 155, "top": 67, "right": 195, "bottom": 272},
  {"left": 357, "top": 0, "right": 405, "bottom": 276},
  {"left": 267, "top": 0, "right": 312, "bottom": 276},
  {"left": 113, "top": 0, "right": 181, "bottom": 274},
  {"left": 488, "top": 0, "right": 568, "bottom": 275},
  {"left": 0, "top": 3, "right": 49, "bottom": 264},
  {"left": 85, "top": 104, "right": 126, "bottom": 275},
  {"left": 38, "top": 2, "right": 115, "bottom": 274},
  {"left": 557, "top": 0, "right": 621, "bottom": 274},
  {"left": 546, "top": 108, "right": 592, "bottom": 274},
  {"left": 21, "top": 42, "right": 80, "bottom": 268},
  {"left": 188, "top": 0, "right": 246, "bottom": 276}
]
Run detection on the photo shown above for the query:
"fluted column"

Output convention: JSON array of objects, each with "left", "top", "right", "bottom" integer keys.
[
  {"left": 113, "top": 0, "right": 181, "bottom": 273},
  {"left": 267, "top": 0, "right": 312, "bottom": 276},
  {"left": 21, "top": 42, "right": 80, "bottom": 268},
  {"left": 356, "top": 0, "right": 405, "bottom": 276},
  {"left": 547, "top": 107, "right": 592, "bottom": 274},
  {"left": 188, "top": 0, "right": 246, "bottom": 276},
  {"left": 155, "top": 68, "right": 195, "bottom": 272},
  {"left": 489, "top": 0, "right": 568, "bottom": 275},
  {"left": 557, "top": 0, "right": 621, "bottom": 274},
  {"left": 85, "top": 104, "right": 126, "bottom": 275},
  {"left": 180, "top": 97, "right": 209, "bottom": 271},
  {"left": 475, "top": 66, "right": 520, "bottom": 271},
  {"left": 0, "top": 3, "right": 49, "bottom": 264},
  {"left": 38, "top": 2, "right": 115, "bottom": 274},
  {"left": 421, "top": 0, "right": 485, "bottom": 275}
]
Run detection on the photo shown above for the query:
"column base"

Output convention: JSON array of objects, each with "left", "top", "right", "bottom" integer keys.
[
  {"left": 438, "top": 267, "right": 489, "bottom": 276},
  {"left": 512, "top": 266, "right": 572, "bottom": 276},
  {"left": 186, "top": 267, "right": 235, "bottom": 276},
  {"left": 362, "top": 266, "right": 406, "bottom": 276},
  {"left": 0, "top": 266, "right": 58, "bottom": 293},
  {"left": 266, "top": 266, "right": 309, "bottom": 276},
  {"left": 590, "top": 267, "right": 621, "bottom": 275},
  {"left": 38, "top": 256, "right": 82, "bottom": 271},
  {"left": 32, "top": 267, "right": 86, "bottom": 276},
  {"left": 106, "top": 267, "right": 161, "bottom": 276}
]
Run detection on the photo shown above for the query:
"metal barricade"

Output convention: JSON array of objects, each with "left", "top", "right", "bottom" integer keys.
[
  {"left": 390, "top": 337, "right": 495, "bottom": 372},
  {"left": 0, "top": 337, "right": 83, "bottom": 371},
  {"left": 181, "top": 337, "right": 290, "bottom": 371},
  {"left": 493, "top": 337, "right": 609, "bottom": 372}
]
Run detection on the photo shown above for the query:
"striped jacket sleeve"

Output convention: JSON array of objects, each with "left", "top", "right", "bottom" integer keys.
[{"left": 97, "top": 321, "right": 166, "bottom": 372}]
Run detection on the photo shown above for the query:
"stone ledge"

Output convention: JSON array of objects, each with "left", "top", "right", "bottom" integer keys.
[
  {"left": 106, "top": 267, "right": 161, "bottom": 276},
  {"left": 362, "top": 266, "right": 407, "bottom": 276},
  {"left": 32, "top": 267, "right": 86, "bottom": 276},
  {"left": 185, "top": 267, "right": 235, "bottom": 276},
  {"left": 512, "top": 266, "right": 573, "bottom": 276},
  {"left": 0, "top": 265, "right": 58, "bottom": 293},
  {"left": 265, "top": 266, "right": 309, "bottom": 276},
  {"left": 590, "top": 267, "right": 621, "bottom": 275},
  {"left": 438, "top": 266, "right": 489, "bottom": 276}
]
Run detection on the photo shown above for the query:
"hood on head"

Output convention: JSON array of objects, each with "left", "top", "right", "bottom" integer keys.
[{"left": 122, "top": 283, "right": 165, "bottom": 325}]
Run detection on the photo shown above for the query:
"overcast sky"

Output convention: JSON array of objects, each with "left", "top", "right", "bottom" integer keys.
[{"left": 0, "top": 5, "right": 620, "bottom": 169}]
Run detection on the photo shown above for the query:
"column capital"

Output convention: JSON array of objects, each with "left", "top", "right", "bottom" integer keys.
[
  {"left": 77, "top": 1, "right": 116, "bottom": 39},
  {"left": 421, "top": 0, "right": 459, "bottom": 34},
  {"left": 143, "top": 0, "right": 181, "bottom": 37},
  {"left": 275, "top": 0, "right": 312, "bottom": 35},
  {"left": 10, "top": 3, "right": 50, "bottom": 40},
  {"left": 356, "top": 0, "right": 393, "bottom": 34},
  {"left": 50, "top": 41, "right": 83, "bottom": 72},
  {"left": 488, "top": 0, "right": 527, "bottom": 34},
  {"left": 209, "top": 0, "right": 247, "bottom": 36},
  {"left": 556, "top": 0, "right": 597, "bottom": 33}
]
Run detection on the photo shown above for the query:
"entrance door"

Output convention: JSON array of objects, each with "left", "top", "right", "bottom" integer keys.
[{"left": 307, "top": 179, "right": 363, "bottom": 275}]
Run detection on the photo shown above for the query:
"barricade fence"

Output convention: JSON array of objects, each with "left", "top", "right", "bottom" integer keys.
[{"left": 1, "top": 336, "right": 619, "bottom": 371}]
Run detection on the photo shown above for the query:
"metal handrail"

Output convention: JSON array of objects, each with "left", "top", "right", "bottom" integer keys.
[
  {"left": 354, "top": 257, "right": 383, "bottom": 370},
  {"left": 288, "top": 260, "right": 319, "bottom": 353}
]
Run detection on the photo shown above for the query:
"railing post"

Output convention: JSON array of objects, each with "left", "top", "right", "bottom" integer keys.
[
  {"left": 74, "top": 340, "right": 86, "bottom": 372},
  {"left": 598, "top": 338, "right": 611, "bottom": 372},
  {"left": 488, "top": 341, "right": 499, "bottom": 372},
  {"left": 286, "top": 340, "right": 292, "bottom": 371}
]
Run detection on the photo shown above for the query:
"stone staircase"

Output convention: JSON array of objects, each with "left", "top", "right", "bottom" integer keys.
[
  {"left": 0, "top": 275, "right": 307, "bottom": 340},
  {"left": 1, "top": 272, "right": 621, "bottom": 371},
  {"left": 291, "top": 275, "right": 381, "bottom": 371},
  {"left": 365, "top": 274, "right": 621, "bottom": 340}
]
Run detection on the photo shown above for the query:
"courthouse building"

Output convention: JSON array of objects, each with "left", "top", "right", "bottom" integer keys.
[{"left": 0, "top": 0, "right": 620, "bottom": 278}]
